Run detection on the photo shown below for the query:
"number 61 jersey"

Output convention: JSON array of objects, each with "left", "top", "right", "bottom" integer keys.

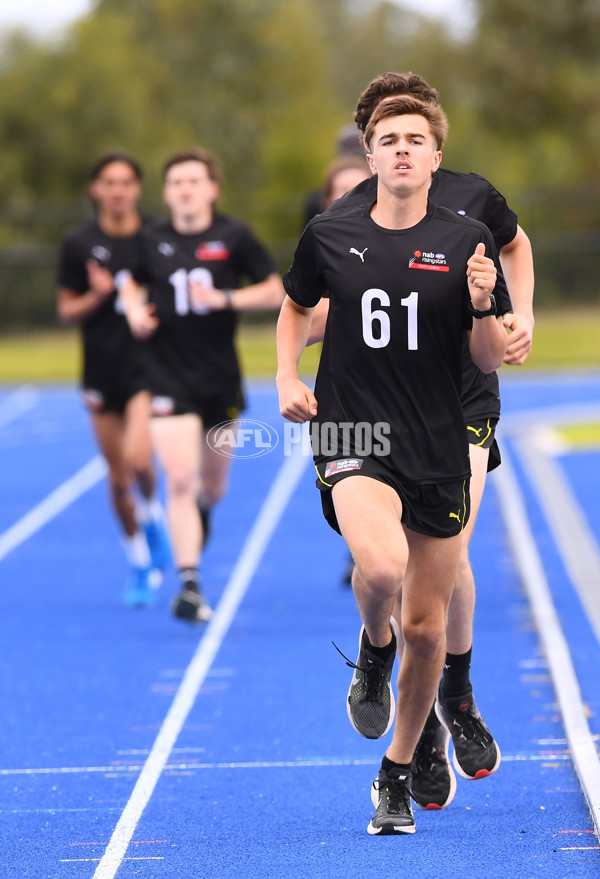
[{"left": 284, "top": 200, "right": 511, "bottom": 485}]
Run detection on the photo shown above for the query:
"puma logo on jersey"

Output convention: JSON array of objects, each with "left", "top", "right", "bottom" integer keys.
[
  {"left": 448, "top": 510, "right": 461, "bottom": 522},
  {"left": 467, "top": 425, "right": 483, "bottom": 437},
  {"left": 349, "top": 247, "right": 368, "bottom": 262}
]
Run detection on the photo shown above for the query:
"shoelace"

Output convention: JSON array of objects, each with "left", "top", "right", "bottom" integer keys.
[
  {"left": 451, "top": 708, "right": 493, "bottom": 747},
  {"left": 374, "top": 775, "right": 411, "bottom": 814},
  {"left": 332, "top": 641, "right": 388, "bottom": 700}
]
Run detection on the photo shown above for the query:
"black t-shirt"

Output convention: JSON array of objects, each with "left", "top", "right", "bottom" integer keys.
[
  {"left": 284, "top": 201, "right": 510, "bottom": 484},
  {"left": 57, "top": 218, "right": 150, "bottom": 391},
  {"left": 325, "top": 169, "right": 519, "bottom": 422},
  {"left": 132, "top": 213, "right": 277, "bottom": 399}
]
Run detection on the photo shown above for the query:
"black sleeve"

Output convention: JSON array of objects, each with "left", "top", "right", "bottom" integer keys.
[
  {"left": 283, "top": 226, "right": 325, "bottom": 308},
  {"left": 57, "top": 233, "right": 87, "bottom": 293},
  {"left": 472, "top": 173, "right": 518, "bottom": 251}
]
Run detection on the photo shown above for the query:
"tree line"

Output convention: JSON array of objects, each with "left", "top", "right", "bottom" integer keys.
[{"left": 0, "top": 0, "right": 599, "bottom": 326}]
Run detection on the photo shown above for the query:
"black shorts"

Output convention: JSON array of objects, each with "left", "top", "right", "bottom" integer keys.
[
  {"left": 82, "top": 382, "right": 148, "bottom": 416},
  {"left": 465, "top": 417, "right": 501, "bottom": 472},
  {"left": 314, "top": 457, "right": 470, "bottom": 540},
  {"left": 150, "top": 386, "right": 246, "bottom": 430}
]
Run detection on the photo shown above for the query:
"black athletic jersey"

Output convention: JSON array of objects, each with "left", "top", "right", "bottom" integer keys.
[
  {"left": 132, "top": 213, "right": 277, "bottom": 398},
  {"left": 284, "top": 201, "right": 510, "bottom": 484},
  {"left": 57, "top": 218, "right": 150, "bottom": 391},
  {"left": 325, "top": 169, "right": 519, "bottom": 422}
]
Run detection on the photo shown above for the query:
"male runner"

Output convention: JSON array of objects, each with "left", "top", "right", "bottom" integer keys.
[
  {"left": 121, "top": 148, "right": 284, "bottom": 623},
  {"left": 308, "top": 72, "right": 534, "bottom": 811},
  {"left": 57, "top": 152, "right": 171, "bottom": 607},
  {"left": 278, "top": 94, "right": 508, "bottom": 834}
]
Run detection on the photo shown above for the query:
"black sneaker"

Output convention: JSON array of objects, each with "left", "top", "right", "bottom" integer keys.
[
  {"left": 172, "top": 587, "right": 213, "bottom": 623},
  {"left": 368, "top": 768, "right": 415, "bottom": 835},
  {"left": 344, "top": 619, "right": 399, "bottom": 739},
  {"left": 435, "top": 688, "right": 501, "bottom": 780},
  {"left": 410, "top": 712, "right": 457, "bottom": 809}
]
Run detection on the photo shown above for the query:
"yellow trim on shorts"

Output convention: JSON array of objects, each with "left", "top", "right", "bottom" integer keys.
[
  {"left": 460, "top": 479, "right": 467, "bottom": 532},
  {"left": 467, "top": 418, "right": 492, "bottom": 447},
  {"left": 315, "top": 464, "right": 333, "bottom": 488}
]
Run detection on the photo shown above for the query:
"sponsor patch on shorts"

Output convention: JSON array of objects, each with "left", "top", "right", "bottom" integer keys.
[
  {"left": 151, "top": 396, "right": 175, "bottom": 416},
  {"left": 82, "top": 388, "right": 104, "bottom": 412},
  {"left": 324, "top": 458, "right": 363, "bottom": 478}
]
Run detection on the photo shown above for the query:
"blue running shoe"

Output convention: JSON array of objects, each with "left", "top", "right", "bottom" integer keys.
[
  {"left": 143, "top": 517, "right": 172, "bottom": 571},
  {"left": 124, "top": 566, "right": 156, "bottom": 608}
]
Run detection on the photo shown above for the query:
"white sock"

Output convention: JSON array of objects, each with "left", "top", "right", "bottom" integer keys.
[
  {"left": 136, "top": 496, "right": 164, "bottom": 524},
  {"left": 123, "top": 531, "right": 151, "bottom": 569}
]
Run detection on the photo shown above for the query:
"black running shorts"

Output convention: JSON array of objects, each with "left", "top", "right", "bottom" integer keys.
[{"left": 314, "top": 457, "right": 470, "bottom": 540}]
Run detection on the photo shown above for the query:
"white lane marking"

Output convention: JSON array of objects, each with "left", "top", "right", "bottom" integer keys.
[
  {"left": 0, "top": 384, "right": 39, "bottom": 430},
  {"left": 0, "top": 753, "right": 572, "bottom": 778},
  {"left": 493, "top": 441, "right": 600, "bottom": 838},
  {"left": 92, "top": 447, "right": 308, "bottom": 879},
  {"left": 0, "top": 455, "right": 107, "bottom": 563},
  {"left": 519, "top": 432, "right": 600, "bottom": 645}
]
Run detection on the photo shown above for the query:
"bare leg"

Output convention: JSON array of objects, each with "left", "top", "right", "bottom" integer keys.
[
  {"left": 91, "top": 412, "right": 137, "bottom": 536},
  {"left": 151, "top": 414, "right": 201, "bottom": 569}
]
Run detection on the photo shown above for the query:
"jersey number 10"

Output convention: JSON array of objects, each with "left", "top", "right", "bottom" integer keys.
[{"left": 361, "top": 289, "right": 418, "bottom": 350}]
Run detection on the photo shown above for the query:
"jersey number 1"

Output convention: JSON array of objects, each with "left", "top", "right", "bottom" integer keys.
[{"left": 361, "top": 288, "right": 418, "bottom": 350}]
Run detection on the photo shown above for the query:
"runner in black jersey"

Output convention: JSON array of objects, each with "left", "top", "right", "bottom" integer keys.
[
  {"left": 306, "top": 73, "right": 535, "bottom": 811},
  {"left": 57, "top": 152, "right": 171, "bottom": 608},
  {"left": 121, "top": 148, "right": 284, "bottom": 624},
  {"left": 277, "top": 95, "right": 508, "bottom": 836}
]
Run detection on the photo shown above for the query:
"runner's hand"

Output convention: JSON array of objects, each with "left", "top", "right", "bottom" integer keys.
[{"left": 277, "top": 376, "right": 318, "bottom": 423}]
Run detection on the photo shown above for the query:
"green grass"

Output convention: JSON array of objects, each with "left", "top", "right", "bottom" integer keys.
[{"left": 1, "top": 307, "right": 599, "bottom": 384}]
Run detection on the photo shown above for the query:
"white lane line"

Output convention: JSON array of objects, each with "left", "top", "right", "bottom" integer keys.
[
  {"left": 518, "top": 432, "right": 600, "bottom": 645},
  {"left": 0, "top": 384, "right": 39, "bottom": 430},
  {"left": 92, "top": 447, "right": 309, "bottom": 879},
  {"left": 0, "top": 455, "right": 107, "bottom": 563},
  {"left": 493, "top": 441, "right": 600, "bottom": 838},
  {"left": 0, "top": 752, "right": 572, "bottom": 778}
]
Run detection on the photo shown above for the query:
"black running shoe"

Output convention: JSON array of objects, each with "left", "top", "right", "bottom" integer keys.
[
  {"left": 435, "top": 687, "right": 501, "bottom": 780},
  {"left": 171, "top": 587, "right": 212, "bottom": 623},
  {"left": 368, "top": 768, "right": 415, "bottom": 835},
  {"left": 410, "top": 712, "right": 457, "bottom": 810},
  {"left": 344, "top": 619, "right": 399, "bottom": 739}
]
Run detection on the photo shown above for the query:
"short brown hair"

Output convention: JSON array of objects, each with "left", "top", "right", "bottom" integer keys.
[
  {"left": 162, "top": 147, "right": 222, "bottom": 183},
  {"left": 355, "top": 72, "right": 439, "bottom": 133},
  {"left": 364, "top": 95, "right": 448, "bottom": 151}
]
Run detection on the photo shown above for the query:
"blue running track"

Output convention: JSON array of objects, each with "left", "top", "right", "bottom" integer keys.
[{"left": 0, "top": 374, "right": 599, "bottom": 878}]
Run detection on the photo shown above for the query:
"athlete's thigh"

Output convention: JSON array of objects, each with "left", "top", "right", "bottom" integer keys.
[
  {"left": 332, "top": 475, "right": 405, "bottom": 571},
  {"left": 402, "top": 528, "right": 461, "bottom": 620},
  {"left": 463, "top": 443, "right": 490, "bottom": 545},
  {"left": 151, "top": 414, "right": 202, "bottom": 478},
  {"left": 91, "top": 411, "right": 126, "bottom": 472}
]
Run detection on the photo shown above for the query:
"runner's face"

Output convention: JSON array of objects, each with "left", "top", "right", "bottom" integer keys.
[
  {"left": 89, "top": 162, "right": 141, "bottom": 217},
  {"left": 367, "top": 113, "right": 441, "bottom": 196},
  {"left": 163, "top": 161, "right": 219, "bottom": 221}
]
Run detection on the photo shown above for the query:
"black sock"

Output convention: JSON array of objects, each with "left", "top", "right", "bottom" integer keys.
[
  {"left": 381, "top": 755, "right": 412, "bottom": 777},
  {"left": 440, "top": 648, "right": 472, "bottom": 698},
  {"left": 179, "top": 567, "right": 200, "bottom": 593},
  {"left": 364, "top": 627, "right": 396, "bottom": 660}
]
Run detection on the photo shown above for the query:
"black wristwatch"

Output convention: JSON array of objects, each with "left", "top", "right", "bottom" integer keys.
[{"left": 468, "top": 293, "right": 497, "bottom": 319}]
